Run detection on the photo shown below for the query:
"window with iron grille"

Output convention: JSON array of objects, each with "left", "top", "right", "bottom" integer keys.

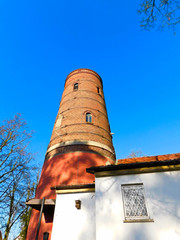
[{"left": 121, "top": 183, "right": 152, "bottom": 222}]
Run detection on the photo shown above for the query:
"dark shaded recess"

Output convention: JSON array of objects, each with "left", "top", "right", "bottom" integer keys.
[
  {"left": 51, "top": 183, "right": 95, "bottom": 190},
  {"left": 44, "top": 209, "right": 54, "bottom": 223}
]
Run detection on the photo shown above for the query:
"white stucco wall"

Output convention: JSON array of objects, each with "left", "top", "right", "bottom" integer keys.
[
  {"left": 51, "top": 192, "right": 95, "bottom": 240},
  {"left": 96, "top": 171, "right": 180, "bottom": 240}
]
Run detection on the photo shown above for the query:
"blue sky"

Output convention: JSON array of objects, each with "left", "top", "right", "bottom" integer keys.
[{"left": 0, "top": 0, "right": 180, "bottom": 167}]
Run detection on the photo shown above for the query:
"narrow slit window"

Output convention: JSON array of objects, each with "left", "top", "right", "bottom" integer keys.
[
  {"left": 97, "top": 87, "right": 100, "bottom": 93},
  {"left": 74, "top": 83, "right": 78, "bottom": 90},
  {"left": 86, "top": 113, "right": 92, "bottom": 123}
]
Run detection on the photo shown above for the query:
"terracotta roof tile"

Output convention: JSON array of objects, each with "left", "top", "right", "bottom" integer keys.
[{"left": 117, "top": 153, "right": 180, "bottom": 165}]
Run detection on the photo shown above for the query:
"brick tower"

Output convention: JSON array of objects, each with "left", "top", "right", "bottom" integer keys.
[{"left": 26, "top": 69, "right": 116, "bottom": 239}]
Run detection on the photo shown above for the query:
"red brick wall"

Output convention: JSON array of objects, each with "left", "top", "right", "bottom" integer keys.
[{"left": 48, "top": 69, "right": 116, "bottom": 161}]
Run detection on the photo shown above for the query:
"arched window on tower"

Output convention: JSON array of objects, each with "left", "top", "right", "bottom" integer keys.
[
  {"left": 86, "top": 112, "right": 92, "bottom": 123},
  {"left": 74, "top": 83, "right": 78, "bottom": 91}
]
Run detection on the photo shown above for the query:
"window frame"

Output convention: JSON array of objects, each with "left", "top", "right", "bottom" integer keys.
[
  {"left": 121, "top": 183, "right": 153, "bottom": 222},
  {"left": 97, "top": 87, "right": 100, "bottom": 94},
  {"left": 73, "top": 83, "right": 78, "bottom": 91},
  {"left": 86, "top": 112, "right": 92, "bottom": 123}
]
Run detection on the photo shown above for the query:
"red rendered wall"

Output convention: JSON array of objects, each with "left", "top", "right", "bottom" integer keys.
[{"left": 26, "top": 151, "right": 113, "bottom": 240}]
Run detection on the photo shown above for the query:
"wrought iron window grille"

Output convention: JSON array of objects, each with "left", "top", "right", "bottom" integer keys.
[{"left": 121, "top": 183, "right": 153, "bottom": 222}]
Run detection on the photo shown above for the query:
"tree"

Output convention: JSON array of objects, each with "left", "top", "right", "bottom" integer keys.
[
  {"left": 138, "top": 0, "right": 180, "bottom": 31},
  {"left": 127, "top": 150, "right": 143, "bottom": 158},
  {"left": 19, "top": 175, "right": 39, "bottom": 240},
  {"left": 0, "top": 114, "right": 36, "bottom": 240}
]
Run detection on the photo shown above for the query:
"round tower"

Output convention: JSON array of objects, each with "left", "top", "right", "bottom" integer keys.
[
  {"left": 46, "top": 68, "right": 115, "bottom": 161},
  {"left": 26, "top": 69, "right": 116, "bottom": 240}
]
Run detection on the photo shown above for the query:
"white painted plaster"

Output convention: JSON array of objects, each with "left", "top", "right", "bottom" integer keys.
[
  {"left": 51, "top": 192, "right": 95, "bottom": 240},
  {"left": 95, "top": 171, "right": 180, "bottom": 240}
]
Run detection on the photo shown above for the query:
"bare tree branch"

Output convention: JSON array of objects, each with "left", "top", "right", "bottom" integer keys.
[
  {"left": 0, "top": 114, "right": 37, "bottom": 240},
  {"left": 138, "top": 0, "right": 180, "bottom": 32}
]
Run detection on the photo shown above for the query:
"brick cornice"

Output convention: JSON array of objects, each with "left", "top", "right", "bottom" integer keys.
[
  {"left": 65, "top": 68, "right": 102, "bottom": 84},
  {"left": 46, "top": 140, "right": 115, "bottom": 155}
]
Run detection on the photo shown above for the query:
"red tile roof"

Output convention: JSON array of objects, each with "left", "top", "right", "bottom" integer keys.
[
  {"left": 117, "top": 153, "right": 180, "bottom": 165},
  {"left": 87, "top": 153, "right": 180, "bottom": 174}
]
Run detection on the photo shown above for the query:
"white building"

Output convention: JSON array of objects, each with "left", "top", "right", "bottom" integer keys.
[{"left": 51, "top": 153, "right": 180, "bottom": 240}]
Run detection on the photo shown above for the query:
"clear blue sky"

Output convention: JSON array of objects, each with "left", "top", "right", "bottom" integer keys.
[{"left": 0, "top": 0, "right": 180, "bottom": 167}]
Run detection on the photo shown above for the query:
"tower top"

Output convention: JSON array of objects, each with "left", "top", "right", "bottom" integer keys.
[{"left": 65, "top": 68, "right": 102, "bottom": 84}]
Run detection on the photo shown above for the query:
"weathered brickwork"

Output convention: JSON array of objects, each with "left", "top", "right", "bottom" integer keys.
[
  {"left": 48, "top": 68, "right": 116, "bottom": 161},
  {"left": 46, "top": 145, "right": 115, "bottom": 161}
]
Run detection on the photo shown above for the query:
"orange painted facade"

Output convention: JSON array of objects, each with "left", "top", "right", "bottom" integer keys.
[
  {"left": 36, "top": 152, "right": 113, "bottom": 200},
  {"left": 27, "top": 209, "right": 53, "bottom": 240},
  {"left": 27, "top": 151, "right": 113, "bottom": 240}
]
